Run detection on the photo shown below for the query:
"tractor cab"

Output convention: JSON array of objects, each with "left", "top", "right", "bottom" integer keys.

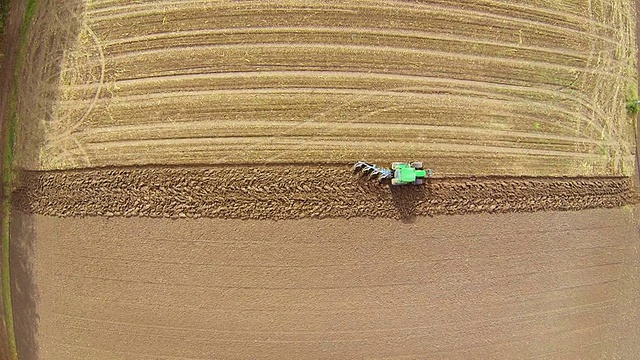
[{"left": 391, "top": 162, "right": 432, "bottom": 185}]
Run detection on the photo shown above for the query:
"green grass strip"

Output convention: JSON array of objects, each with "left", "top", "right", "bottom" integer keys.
[
  {"left": 1, "top": 196, "right": 15, "bottom": 360},
  {"left": 0, "top": 0, "right": 8, "bottom": 35},
  {"left": 3, "top": 0, "right": 38, "bottom": 359},
  {"left": 0, "top": 0, "right": 10, "bottom": 66}
]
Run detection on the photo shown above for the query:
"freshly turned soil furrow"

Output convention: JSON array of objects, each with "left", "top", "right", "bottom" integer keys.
[{"left": 13, "top": 166, "right": 635, "bottom": 220}]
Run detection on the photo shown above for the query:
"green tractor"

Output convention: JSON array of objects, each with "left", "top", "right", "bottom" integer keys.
[
  {"left": 390, "top": 162, "right": 432, "bottom": 185},
  {"left": 353, "top": 161, "right": 433, "bottom": 185}
]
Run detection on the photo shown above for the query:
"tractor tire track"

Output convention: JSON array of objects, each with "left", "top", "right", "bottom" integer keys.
[{"left": 13, "top": 166, "right": 635, "bottom": 220}]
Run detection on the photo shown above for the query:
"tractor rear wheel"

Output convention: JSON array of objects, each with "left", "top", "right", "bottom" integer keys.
[{"left": 410, "top": 162, "right": 423, "bottom": 169}]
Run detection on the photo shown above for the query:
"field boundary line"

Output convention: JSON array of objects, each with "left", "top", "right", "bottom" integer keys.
[{"left": 1, "top": 1, "right": 36, "bottom": 359}]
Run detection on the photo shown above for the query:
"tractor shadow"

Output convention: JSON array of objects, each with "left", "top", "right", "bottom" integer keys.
[{"left": 388, "top": 182, "right": 431, "bottom": 223}]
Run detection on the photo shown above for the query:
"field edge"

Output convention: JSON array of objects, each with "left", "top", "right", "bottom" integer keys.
[{"left": 0, "top": 0, "right": 35, "bottom": 359}]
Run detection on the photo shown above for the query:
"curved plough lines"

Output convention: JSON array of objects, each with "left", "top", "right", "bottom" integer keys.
[{"left": 46, "top": 20, "right": 107, "bottom": 168}]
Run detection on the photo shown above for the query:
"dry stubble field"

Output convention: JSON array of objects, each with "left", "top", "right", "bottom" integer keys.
[{"left": 14, "top": 0, "right": 638, "bottom": 176}]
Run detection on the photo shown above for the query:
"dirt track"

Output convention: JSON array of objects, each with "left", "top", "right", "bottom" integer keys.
[
  {"left": 14, "top": 166, "right": 635, "bottom": 220},
  {"left": 17, "top": 0, "right": 636, "bottom": 176},
  {"left": 11, "top": 208, "right": 638, "bottom": 359}
]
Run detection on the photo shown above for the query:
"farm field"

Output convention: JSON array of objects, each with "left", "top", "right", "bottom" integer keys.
[
  {"left": 2, "top": 0, "right": 639, "bottom": 360},
  {"left": 14, "top": 0, "right": 637, "bottom": 176},
  {"left": 11, "top": 209, "right": 640, "bottom": 359}
]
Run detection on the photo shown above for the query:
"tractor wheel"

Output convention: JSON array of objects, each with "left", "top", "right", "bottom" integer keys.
[
  {"left": 391, "top": 178, "right": 400, "bottom": 185},
  {"left": 391, "top": 162, "right": 403, "bottom": 170},
  {"left": 410, "top": 162, "right": 423, "bottom": 169},
  {"left": 413, "top": 179, "right": 424, "bottom": 185}
]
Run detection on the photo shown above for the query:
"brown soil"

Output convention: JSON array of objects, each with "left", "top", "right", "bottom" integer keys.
[
  {"left": 23, "top": 0, "right": 636, "bottom": 176},
  {"left": 13, "top": 166, "right": 635, "bottom": 220},
  {"left": 11, "top": 208, "right": 638, "bottom": 359},
  {"left": 9, "top": 213, "right": 37, "bottom": 360}
]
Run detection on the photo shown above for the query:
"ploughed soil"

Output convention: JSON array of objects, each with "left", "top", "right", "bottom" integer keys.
[
  {"left": 13, "top": 166, "right": 636, "bottom": 220},
  {"left": 10, "top": 208, "right": 639, "bottom": 359}
]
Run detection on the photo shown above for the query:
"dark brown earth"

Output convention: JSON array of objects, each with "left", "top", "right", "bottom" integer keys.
[
  {"left": 11, "top": 208, "right": 638, "bottom": 359},
  {"left": 13, "top": 167, "right": 635, "bottom": 220}
]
